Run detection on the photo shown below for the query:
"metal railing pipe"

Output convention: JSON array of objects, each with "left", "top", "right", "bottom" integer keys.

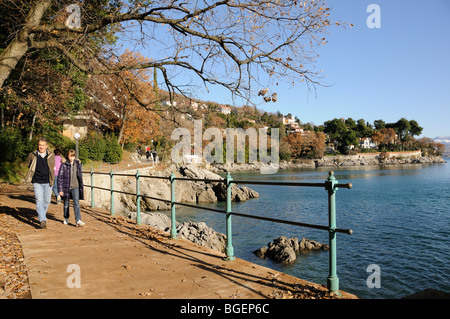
[
  {"left": 170, "top": 172, "right": 177, "bottom": 239},
  {"left": 90, "top": 169, "right": 95, "bottom": 208},
  {"left": 136, "top": 170, "right": 141, "bottom": 225},
  {"left": 325, "top": 171, "right": 339, "bottom": 295},
  {"left": 225, "top": 172, "right": 235, "bottom": 261},
  {"left": 110, "top": 170, "right": 114, "bottom": 216}
]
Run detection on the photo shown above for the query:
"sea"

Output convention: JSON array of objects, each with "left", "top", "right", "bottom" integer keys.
[{"left": 159, "top": 159, "right": 450, "bottom": 299}]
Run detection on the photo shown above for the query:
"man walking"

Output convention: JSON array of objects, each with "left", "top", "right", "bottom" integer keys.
[{"left": 26, "top": 138, "right": 55, "bottom": 229}]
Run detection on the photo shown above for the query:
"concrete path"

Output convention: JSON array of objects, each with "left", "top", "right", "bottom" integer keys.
[{"left": 0, "top": 183, "right": 356, "bottom": 299}]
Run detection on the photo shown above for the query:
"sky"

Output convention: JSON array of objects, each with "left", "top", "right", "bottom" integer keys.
[{"left": 190, "top": 0, "right": 450, "bottom": 138}]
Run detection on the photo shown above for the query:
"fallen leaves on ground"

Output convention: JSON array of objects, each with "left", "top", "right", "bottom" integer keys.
[{"left": 0, "top": 207, "right": 31, "bottom": 299}]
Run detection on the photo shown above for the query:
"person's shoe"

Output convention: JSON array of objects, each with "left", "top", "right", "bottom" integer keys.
[
  {"left": 76, "top": 220, "right": 85, "bottom": 227},
  {"left": 40, "top": 220, "right": 47, "bottom": 229},
  {"left": 63, "top": 219, "right": 69, "bottom": 225},
  {"left": 57, "top": 195, "right": 61, "bottom": 204}
]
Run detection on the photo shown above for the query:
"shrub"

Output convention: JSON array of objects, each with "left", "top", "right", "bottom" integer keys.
[
  {"left": 78, "top": 132, "right": 122, "bottom": 163},
  {"left": 80, "top": 132, "right": 106, "bottom": 161},
  {"left": 0, "top": 127, "right": 34, "bottom": 162},
  {"left": 103, "top": 134, "right": 122, "bottom": 163}
]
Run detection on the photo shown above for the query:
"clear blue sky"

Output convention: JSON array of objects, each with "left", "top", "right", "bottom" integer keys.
[{"left": 193, "top": 0, "right": 450, "bottom": 138}]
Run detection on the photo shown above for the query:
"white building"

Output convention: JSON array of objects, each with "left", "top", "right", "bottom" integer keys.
[
  {"left": 218, "top": 105, "right": 231, "bottom": 114},
  {"left": 359, "top": 137, "right": 378, "bottom": 149},
  {"left": 282, "top": 114, "right": 296, "bottom": 125}
]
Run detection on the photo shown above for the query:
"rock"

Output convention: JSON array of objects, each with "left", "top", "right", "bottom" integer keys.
[
  {"left": 128, "top": 212, "right": 226, "bottom": 253},
  {"left": 173, "top": 221, "right": 227, "bottom": 253},
  {"left": 253, "top": 236, "right": 298, "bottom": 264},
  {"left": 128, "top": 212, "right": 172, "bottom": 230},
  {"left": 197, "top": 184, "right": 217, "bottom": 203},
  {"left": 213, "top": 183, "right": 259, "bottom": 202},
  {"left": 179, "top": 165, "right": 223, "bottom": 181},
  {"left": 254, "top": 236, "right": 329, "bottom": 264},
  {"left": 253, "top": 246, "right": 268, "bottom": 259},
  {"left": 299, "top": 238, "right": 329, "bottom": 251}
]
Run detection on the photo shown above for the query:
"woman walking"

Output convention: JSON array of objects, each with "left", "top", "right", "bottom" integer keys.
[
  {"left": 52, "top": 149, "right": 62, "bottom": 204},
  {"left": 58, "top": 149, "right": 85, "bottom": 227}
]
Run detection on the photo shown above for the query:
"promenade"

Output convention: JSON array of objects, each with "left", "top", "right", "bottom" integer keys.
[{"left": 0, "top": 182, "right": 357, "bottom": 299}]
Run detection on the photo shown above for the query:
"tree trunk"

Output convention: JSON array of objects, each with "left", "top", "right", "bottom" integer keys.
[
  {"left": 0, "top": 0, "right": 52, "bottom": 88},
  {"left": 29, "top": 113, "right": 36, "bottom": 141}
]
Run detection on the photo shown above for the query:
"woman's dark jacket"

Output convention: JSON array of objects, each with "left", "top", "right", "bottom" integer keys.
[{"left": 57, "top": 159, "right": 84, "bottom": 200}]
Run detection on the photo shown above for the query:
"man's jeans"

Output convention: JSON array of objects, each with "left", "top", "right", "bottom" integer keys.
[
  {"left": 52, "top": 176, "right": 59, "bottom": 197},
  {"left": 63, "top": 188, "right": 81, "bottom": 222},
  {"left": 33, "top": 183, "right": 52, "bottom": 222}
]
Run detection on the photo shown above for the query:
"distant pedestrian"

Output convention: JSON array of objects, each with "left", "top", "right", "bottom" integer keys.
[
  {"left": 25, "top": 138, "right": 55, "bottom": 229},
  {"left": 152, "top": 149, "right": 157, "bottom": 163},
  {"left": 52, "top": 149, "right": 63, "bottom": 204},
  {"left": 146, "top": 146, "right": 150, "bottom": 162},
  {"left": 58, "top": 149, "right": 85, "bottom": 227}
]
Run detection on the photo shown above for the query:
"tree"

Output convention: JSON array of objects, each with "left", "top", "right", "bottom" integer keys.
[
  {"left": 409, "top": 120, "right": 423, "bottom": 138},
  {"left": 284, "top": 131, "right": 324, "bottom": 158},
  {"left": 394, "top": 118, "right": 411, "bottom": 142},
  {"left": 355, "top": 118, "right": 373, "bottom": 138},
  {"left": 345, "top": 118, "right": 356, "bottom": 131},
  {"left": 372, "top": 128, "right": 396, "bottom": 150},
  {"left": 284, "top": 132, "right": 304, "bottom": 159},
  {"left": 323, "top": 118, "right": 346, "bottom": 140},
  {"left": 86, "top": 50, "right": 159, "bottom": 145},
  {"left": 374, "top": 119, "right": 385, "bottom": 130},
  {"left": 0, "top": 0, "right": 342, "bottom": 110}
]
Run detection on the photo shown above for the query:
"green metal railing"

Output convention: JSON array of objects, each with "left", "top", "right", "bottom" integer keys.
[{"left": 83, "top": 169, "right": 353, "bottom": 295}]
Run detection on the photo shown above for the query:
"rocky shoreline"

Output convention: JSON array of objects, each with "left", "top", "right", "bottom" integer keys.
[
  {"left": 128, "top": 211, "right": 227, "bottom": 253},
  {"left": 209, "top": 154, "right": 446, "bottom": 173},
  {"left": 85, "top": 164, "right": 259, "bottom": 215}
]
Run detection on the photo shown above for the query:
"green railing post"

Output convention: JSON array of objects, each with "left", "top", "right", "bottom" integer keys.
[
  {"left": 136, "top": 170, "right": 141, "bottom": 225},
  {"left": 110, "top": 170, "right": 115, "bottom": 216},
  {"left": 90, "top": 168, "right": 95, "bottom": 208},
  {"left": 225, "top": 172, "right": 235, "bottom": 261},
  {"left": 325, "top": 171, "right": 339, "bottom": 295},
  {"left": 170, "top": 172, "right": 177, "bottom": 239}
]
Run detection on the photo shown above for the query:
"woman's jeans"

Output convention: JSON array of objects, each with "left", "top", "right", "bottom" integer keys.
[
  {"left": 63, "top": 188, "right": 81, "bottom": 222},
  {"left": 33, "top": 183, "right": 52, "bottom": 222}
]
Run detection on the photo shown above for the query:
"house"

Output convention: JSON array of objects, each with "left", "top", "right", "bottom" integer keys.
[
  {"left": 62, "top": 110, "right": 109, "bottom": 140},
  {"left": 325, "top": 142, "right": 336, "bottom": 154},
  {"left": 218, "top": 105, "right": 231, "bottom": 115},
  {"left": 287, "top": 126, "right": 304, "bottom": 135},
  {"left": 282, "top": 114, "right": 296, "bottom": 125},
  {"left": 359, "top": 137, "right": 377, "bottom": 149}
]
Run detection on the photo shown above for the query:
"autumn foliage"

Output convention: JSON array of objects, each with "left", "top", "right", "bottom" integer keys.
[
  {"left": 284, "top": 131, "right": 325, "bottom": 159},
  {"left": 86, "top": 50, "right": 160, "bottom": 145}
]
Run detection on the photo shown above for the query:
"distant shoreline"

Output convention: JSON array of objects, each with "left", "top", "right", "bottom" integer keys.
[{"left": 209, "top": 153, "right": 446, "bottom": 173}]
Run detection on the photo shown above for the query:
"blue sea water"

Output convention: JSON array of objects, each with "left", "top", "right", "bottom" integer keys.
[{"left": 159, "top": 160, "right": 450, "bottom": 299}]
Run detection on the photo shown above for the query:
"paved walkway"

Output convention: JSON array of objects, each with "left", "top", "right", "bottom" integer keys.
[{"left": 0, "top": 183, "right": 357, "bottom": 299}]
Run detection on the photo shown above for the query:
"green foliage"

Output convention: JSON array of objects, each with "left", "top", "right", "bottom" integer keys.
[
  {"left": 0, "top": 159, "right": 27, "bottom": 183},
  {"left": 80, "top": 132, "right": 106, "bottom": 161},
  {"left": 324, "top": 117, "right": 424, "bottom": 154},
  {"left": 79, "top": 132, "right": 122, "bottom": 163},
  {"left": 44, "top": 129, "right": 76, "bottom": 155},
  {"left": 0, "top": 127, "right": 34, "bottom": 162},
  {"left": 103, "top": 134, "right": 123, "bottom": 163}
]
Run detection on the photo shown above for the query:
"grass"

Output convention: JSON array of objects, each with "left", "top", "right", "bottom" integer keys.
[{"left": 0, "top": 160, "right": 27, "bottom": 184}]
